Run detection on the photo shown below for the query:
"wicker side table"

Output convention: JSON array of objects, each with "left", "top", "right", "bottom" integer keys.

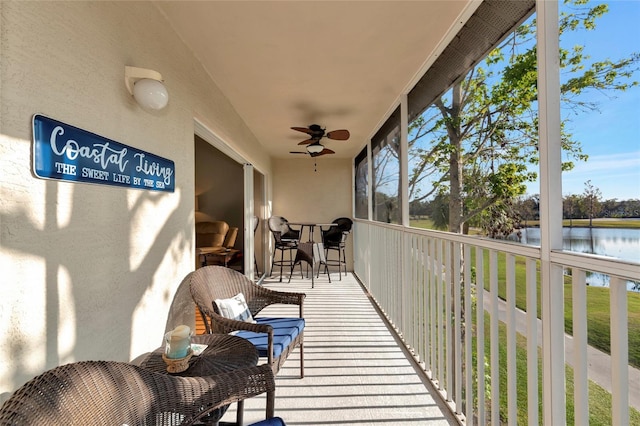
[{"left": 140, "top": 334, "right": 268, "bottom": 424}]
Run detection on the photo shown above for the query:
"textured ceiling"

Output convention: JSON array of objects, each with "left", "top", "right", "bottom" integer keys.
[{"left": 155, "top": 1, "right": 471, "bottom": 159}]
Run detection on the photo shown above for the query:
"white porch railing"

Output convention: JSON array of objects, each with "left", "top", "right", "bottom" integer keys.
[{"left": 353, "top": 219, "right": 640, "bottom": 425}]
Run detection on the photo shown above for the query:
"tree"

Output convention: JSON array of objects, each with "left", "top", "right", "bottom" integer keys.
[
  {"left": 516, "top": 194, "right": 539, "bottom": 225},
  {"left": 583, "top": 180, "right": 602, "bottom": 227},
  {"left": 563, "top": 193, "right": 582, "bottom": 226},
  {"left": 407, "top": 0, "right": 639, "bottom": 235},
  {"left": 371, "top": 140, "right": 401, "bottom": 224}
]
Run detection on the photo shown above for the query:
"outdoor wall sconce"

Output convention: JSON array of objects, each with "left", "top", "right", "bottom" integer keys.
[{"left": 125, "top": 66, "right": 169, "bottom": 110}]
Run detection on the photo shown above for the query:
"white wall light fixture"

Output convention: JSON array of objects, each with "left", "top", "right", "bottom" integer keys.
[
  {"left": 125, "top": 66, "right": 169, "bottom": 110},
  {"left": 306, "top": 142, "right": 324, "bottom": 154}
]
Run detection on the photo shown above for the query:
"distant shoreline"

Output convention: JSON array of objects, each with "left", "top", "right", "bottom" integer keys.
[{"left": 519, "top": 218, "right": 640, "bottom": 229}]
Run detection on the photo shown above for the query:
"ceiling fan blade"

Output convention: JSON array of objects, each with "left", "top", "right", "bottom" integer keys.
[
  {"left": 289, "top": 151, "right": 308, "bottom": 155},
  {"left": 297, "top": 138, "right": 314, "bottom": 145},
  {"left": 325, "top": 129, "right": 350, "bottom": 140},
  {"left": 291, "top": 126, "right": 314, "bottom": 135},
  {"left": 311, "top": 148, "right": 335, "bottom": 157}
]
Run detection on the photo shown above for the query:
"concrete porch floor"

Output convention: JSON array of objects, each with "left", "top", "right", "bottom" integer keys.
[{"left": 219, "top": 271, "right": 458, "bottom": 425}]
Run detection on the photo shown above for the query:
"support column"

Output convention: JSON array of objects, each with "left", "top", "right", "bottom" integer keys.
[{"left": 537, "top": 1, "right": 566, "bottom": 424}]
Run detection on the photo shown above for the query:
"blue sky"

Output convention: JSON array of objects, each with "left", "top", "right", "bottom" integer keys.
[
  {"left": 400, "top": 1, "right": 640, "bottom": 203},
  {"left": 537, "top": 0, "right": 640, "bottom": 200}
]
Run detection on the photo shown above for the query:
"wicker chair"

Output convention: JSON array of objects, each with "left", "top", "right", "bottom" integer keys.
[
  {"left": 0, "top": 360, "right": 275, "bottom": 425},
  {"left": 190, "top": 266, "right": 306, "bottom": 378}
]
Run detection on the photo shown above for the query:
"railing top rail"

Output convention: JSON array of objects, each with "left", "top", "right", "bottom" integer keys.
[
  {"left": 356, "top": 219, "right": 640, "bottom": 281},
  {"left": 355, "top": 219, "right": 541, "bottom": 258},
  {"left": 552, "top": 250, "right": 640, "bottom": 282}
]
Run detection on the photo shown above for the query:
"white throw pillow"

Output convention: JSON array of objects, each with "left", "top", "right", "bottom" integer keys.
[{"left": 214, "top": 293, "right": 255, "bottom": 323}]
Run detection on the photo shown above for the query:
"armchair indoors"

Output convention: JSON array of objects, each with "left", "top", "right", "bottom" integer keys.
[
  {"left": 189, "top": 265, "right": 306, "bottom": 378},
  {"left": 196, "top": 221, "right": 239, "bottom": 267},
  {"left": 0, "top": 361, "right": 275, "bottom": 425}
]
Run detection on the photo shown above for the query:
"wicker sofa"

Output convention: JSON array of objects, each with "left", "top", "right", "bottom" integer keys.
[
  {"left": 189, "top": 266, "right": 306, "bottom": 377},
  {"left": 0, "top": 360, "right": 275, "bottom": 425}
]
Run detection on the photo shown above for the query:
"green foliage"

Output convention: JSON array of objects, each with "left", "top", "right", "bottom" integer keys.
[
  {"left": 479, "top": 198, "right": 521, "bottom": 239},
  {"left": 429, "top": 193, "right": 449, "bottom": 230},
  {"left": 405, "top": 0, "right": 639, "bottom": 235}
]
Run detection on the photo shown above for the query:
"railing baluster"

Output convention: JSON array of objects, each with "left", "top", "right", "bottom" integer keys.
[
  {"left": 416, "top": 236, "right": 422, "bottom": 357},
  {"left": 430, "top": 237, "right": 438, "bottom": 382},
  {"left": 445, "top": 241, "right": 453, "bottom": 400},
  {"left": 437, "top": 240, "right": 444, "bottom": 391},
  {"left": 610, "top": 276, "right": 629, "bottom": 425},
  {"left": 572, "top": 268, "right": 588, "bottom": 425},
  {"left": 526, "top": 258, "right": 539, "bottom": 426},
  {"left": 476, "top": 247, "right": 486, "bottom": 425},
  {"left": 416, "top": 237, "right": 421, "bottom": 353},
  {"left": 405, "top": 232, "right": 411, "bottom": 346},
  {"left": 490, "top": 250, "right": 500, "bottom": 426},
  {"left": 464, "top": 244, "right": 473, "bottom": 423},
  {"left": 454, "top": 242, "right": 462, "bottom": 413},
  {"left": 506, "top": 253, "right": 516, "bottom": 423},
  {"left": 422, "top": 236, "right": 429, "bottom": 372}
]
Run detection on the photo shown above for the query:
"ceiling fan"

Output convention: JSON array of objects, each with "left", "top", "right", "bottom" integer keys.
[
  {"left": 291, "top": 124, "right": 350, "bottom": 146},
  {"left": 289, "top": 124, "right": 350, "bottom": 157}
]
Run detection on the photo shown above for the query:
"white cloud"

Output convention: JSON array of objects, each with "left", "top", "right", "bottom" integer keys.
[
  {"left": 525, "top": 151, "right": 640, "bottom": 199},
  {"left": 562, "top": 151, "right": 640, "bottom": 199},
  {"left": 567, "top": 151, "right": 640, "bottom": 174}
]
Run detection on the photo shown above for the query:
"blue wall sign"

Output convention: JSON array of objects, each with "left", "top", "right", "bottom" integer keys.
[{"left": 32, "top": 114, "right": 175, "bottom": 192}]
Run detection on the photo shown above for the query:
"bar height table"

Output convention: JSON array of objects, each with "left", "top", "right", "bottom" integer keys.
[{"left": 288, "top": 222, "right": 336, "bottom": 288}]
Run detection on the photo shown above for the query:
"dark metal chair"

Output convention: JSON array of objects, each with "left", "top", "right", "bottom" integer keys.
[
  {"left": 321, "top": 217, "right": 353, "bottom": 280},
  {"left": 268, "top": 216, "right": 301, "bottom": 282}
]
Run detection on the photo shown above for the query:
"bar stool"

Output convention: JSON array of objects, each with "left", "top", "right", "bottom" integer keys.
[
  {"left": 321, "top": 217, "right": 353, "bottom": 280},
  {"left": 252, "top": 215, "right": 260, "bottom": 275},
  {"left": 268, "top": 216, "right": 300, "bottom": 281}
]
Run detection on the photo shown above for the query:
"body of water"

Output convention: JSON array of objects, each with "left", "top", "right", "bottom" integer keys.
[{"left": 518, "top": 227, "right": 640, "bottom": 290}]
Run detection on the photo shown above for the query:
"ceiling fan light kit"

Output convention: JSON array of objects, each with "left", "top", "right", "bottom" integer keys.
[{"left": 306, "top": 143, "right": 324, "bottom": 154}]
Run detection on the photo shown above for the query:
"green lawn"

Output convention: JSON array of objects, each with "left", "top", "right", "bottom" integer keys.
[
  {"left": 410, "top": 218, "right": 437, "bottom": 229},
  {"left": 409, "top": 218, "right": 640, "bottom": 420},
  {"left": 472, "top": 313, "right": 640, "bottom": 424},
  {"left": 408, "top": 219, "right": 639, "bottom": 367},
  {"left": 473, "top": 251, "right": 640, "bottom": 368}
]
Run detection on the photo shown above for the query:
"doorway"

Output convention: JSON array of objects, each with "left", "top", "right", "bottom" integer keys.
[{"left": 193, "top": 131, "right": 266, "bottom": 279}]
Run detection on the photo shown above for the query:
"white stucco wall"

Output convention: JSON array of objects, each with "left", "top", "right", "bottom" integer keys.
[
  {"left": 272, "top": 157, "right": 354, "bottom": 270},
  {"left": 0, "top": 1, "right": 271, "bottom": 400}
]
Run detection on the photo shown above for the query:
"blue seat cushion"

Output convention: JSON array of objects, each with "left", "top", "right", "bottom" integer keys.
[
  {"left": 235, "top": 317, "right": 304, "bottom": 359},
  {"left": 249, "top": 417, "right": 287, "bottom": 426}
]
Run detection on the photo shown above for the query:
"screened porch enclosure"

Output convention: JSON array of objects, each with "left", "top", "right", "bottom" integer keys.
[{"left": 349, "top": 0, "right": 639, "bottom": 424}]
